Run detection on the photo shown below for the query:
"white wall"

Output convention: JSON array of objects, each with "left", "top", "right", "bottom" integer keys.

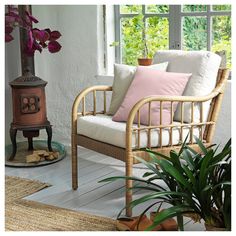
[
  {"left": 5, "top": 29, "right": 21, "bottom": 145},
  {"left": 5, "top": 5, "right": 231, "bottom": 149},
  {"left": 33, "top": 5, "right": 105, "bottom": 145}
]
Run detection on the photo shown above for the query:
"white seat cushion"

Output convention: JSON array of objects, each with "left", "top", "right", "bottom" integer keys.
[
  {"left": 77, "top": 114, "right": 200, "bottom": 149},
  {"left": 153, "top": 50, "right": 221, "bottom": 123}
]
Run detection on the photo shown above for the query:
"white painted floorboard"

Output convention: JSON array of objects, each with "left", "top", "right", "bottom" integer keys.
[{"left": 5, "top": 146, "right": 205, "bottom": 231}]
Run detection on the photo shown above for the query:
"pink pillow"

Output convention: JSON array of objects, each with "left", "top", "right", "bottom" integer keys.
[{"left": 112, "top": 67, "right": 191, "bottom": 125}]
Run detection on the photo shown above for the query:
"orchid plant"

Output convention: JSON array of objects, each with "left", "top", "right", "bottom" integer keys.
[{"left": 5, "top": 5, "right": 62, "bottom": 56}]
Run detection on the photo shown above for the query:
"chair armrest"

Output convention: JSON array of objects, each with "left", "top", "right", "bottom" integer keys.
[
  {"left": 125, "top": 72, "right": 228, "bottom": 150},
  {"left": 72, "top": 85, "right": 112, "bottom": 133},
  {"left": 128, "top": 86, "right": 223, "bottom": 126}
]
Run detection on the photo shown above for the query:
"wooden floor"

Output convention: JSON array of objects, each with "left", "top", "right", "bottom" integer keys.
[{"left": 5, "top": 146, "right": 205, "bottom": 231}]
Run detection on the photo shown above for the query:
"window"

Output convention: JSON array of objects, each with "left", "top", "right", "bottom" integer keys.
[
  {"left": 115, "top": 5, "right": 169, "bottom": 65},
  {"left": 115, "top": 5, "right": 231, "bottom": 68}
]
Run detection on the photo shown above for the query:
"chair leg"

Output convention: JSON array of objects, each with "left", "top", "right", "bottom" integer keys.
[
  {"left": 72, "top": 135, "right": 78, "bottom": 190},
  {"left": 125, "top": 151, "right": 133, "bottom": 217}
]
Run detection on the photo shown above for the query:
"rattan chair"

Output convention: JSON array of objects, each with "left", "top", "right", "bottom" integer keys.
[{"left": 71, "top": 55, "right": 229, "bottom": 216}]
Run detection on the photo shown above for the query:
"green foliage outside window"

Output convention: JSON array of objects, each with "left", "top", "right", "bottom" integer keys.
[
  {"left": 212, "top": 5, "right": 231, "bottom": 11},
  {"left": 182, "top": 5, "right": 207, "bottom": 12},
  {"left": 212, "top": 16, "right": 231, "bottom": 68},
  {"left": 121, "top": 15, "right": 143, "bottom": 65},
  {"left": 146, "top": 17, "right": 169, "bottom": 58},
  {"left": 120, "top": 5, "right": 142, "bottom": 14},
  {"left": 145, "top": 5, "right": 169, "bottom": 14},
  {"left": 182, "top": 16, "right": 207, "bottom": 51},
  {"left": 119, "top": 5, "right": 231, "bottom": 68}
]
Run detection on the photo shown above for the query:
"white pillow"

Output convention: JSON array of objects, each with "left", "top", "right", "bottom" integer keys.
[
  {"left": 108, "top": 62, "right": 169, "bottom": 115},
  {"left": 153, "top": 50, "right": 221, "bottom": 123}
]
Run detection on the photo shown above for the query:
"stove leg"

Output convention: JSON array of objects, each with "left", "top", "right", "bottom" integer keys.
[
  {"left": 46, "top": 126, "right": 53, "bottom": 151},
  {"left": 28, "top": 137, "right": 34, "bottom": 151},
  {"left": 9, "top": 128, "right": 17, "bottom": 161}
]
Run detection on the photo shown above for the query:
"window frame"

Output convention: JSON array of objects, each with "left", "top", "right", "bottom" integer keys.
[{"left": 114, "top": 5, "right": 231, "bottom": 64}]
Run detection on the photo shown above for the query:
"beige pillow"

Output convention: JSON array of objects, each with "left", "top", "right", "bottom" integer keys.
[
  {"left": 153, "top": 50, "right": 221, "bottom": 123},
  {"left": 108, "top": 62, "right": 169, "bottom": 115}
]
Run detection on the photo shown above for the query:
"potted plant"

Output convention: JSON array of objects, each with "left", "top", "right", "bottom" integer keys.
[
  {"left": 137, "top": 16, "right": 152, "bottom": 66},
  {"left": 100, "top": 137, "right": 231, "bottom": 231},
  {"left": 110, "top": 14, "right": 152, "bottom": 66},
  {"left": 131, "top": 13, "right": 152, "bottom": 66}
]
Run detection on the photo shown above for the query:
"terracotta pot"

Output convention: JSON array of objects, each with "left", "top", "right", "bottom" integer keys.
[
  {"left": 137, "top": 58, "right": 153, "bottom": 66},
  {"left": 205, "top": 223, "right": 226, "bottom": 231}
]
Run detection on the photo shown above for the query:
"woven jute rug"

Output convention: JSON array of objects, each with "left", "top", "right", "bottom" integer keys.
[{"left": 5, "top": 176, "right": 116, "bottom": 231}]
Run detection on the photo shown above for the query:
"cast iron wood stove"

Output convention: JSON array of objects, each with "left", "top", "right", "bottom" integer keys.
[{"left": 9, "top": 70, "right": 52, "bottom": 160}]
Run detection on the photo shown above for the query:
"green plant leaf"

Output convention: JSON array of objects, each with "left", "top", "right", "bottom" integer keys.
[
  {"left": 186, "top": 145, "right": 198, "bottom": 155},
  {"left": 194, "top": 136, "right": 208, "bottom": 154},
  {"left": 134, "top": 155, "right": 160, "bottom": 175},
  {"left": 142, "top": 172, "right": 155, "bottom": 178},
  {"left": 169, "top": 150, "right": 182, "bottom": 169},
  {"left": 128, "top": 185, "right": 167, "bottom": 193},
  {"left": 144, "top": 148, "right": 170, "bottom": 160},
  {"left": 157, "top": 158, "right": 192, "bottom": 191},
  {"left": 181, "top": 149, "right": 195, "bottom": 170},
  {"left": 178, "top": 133, "right": 189, "bottom": 155},
  {"left": 199, "top": 149, "right": 214, "bottom": 190},
  {"left": 211, "top": 181, "right": 231, "bottom": 193},
  {"left": 134, "top": 155, "right": 171, "bottom": 188},
  {"left": 98, "top": 176, "right": 161, "bottom": 188},
  {"left": 129, "top": 191, "right": 189, "bottom": 209},
  {"left": 182, "top": 164, "right": 195, "bottom": 186}
]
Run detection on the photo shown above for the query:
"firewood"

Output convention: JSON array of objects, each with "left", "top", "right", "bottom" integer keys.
[
  {"left": 45, "top": 154, "right": 55, "bottom": 161},
  {"left": 26, "top": 154, "right": 41, "bottom": 163}
]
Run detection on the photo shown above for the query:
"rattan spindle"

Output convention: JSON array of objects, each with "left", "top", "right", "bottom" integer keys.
[
  {"left": 190, "top": 102, "right": 194, "bottom": 143},
  {"left": 169, "top": 101, "right": 174, "bottom": 146},
  {"left": 82, "top": 97, "right": 86, "bottom": 116},
  {"left": 159, "top": 101, "right": 163, "bottom": 148},
  {"left": 200, "top": 102, "right": 203, "bottom": 139},
  {"left": 148, "top": 102, "right": 152, "bottom": 148},
  {"left": 137, "top": 110, "right": 141, "bottom": 149},
  {"left": 103, "top": 91, "right": 107, "bottom": 114},
  {"left": 93, "top": 90, "right": 96, "bottom": 115},
  {"left": 180, "top": 102, "right": 184, "bottom": 142}
]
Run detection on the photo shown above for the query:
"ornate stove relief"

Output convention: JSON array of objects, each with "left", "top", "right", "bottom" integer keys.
[{"left": 20, "top": 95, "right": 40, "bottom": 114}]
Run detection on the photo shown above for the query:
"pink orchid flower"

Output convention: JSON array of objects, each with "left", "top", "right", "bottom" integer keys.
[{"left": 5, "top": 5, "right": 62, "bottom": 56}]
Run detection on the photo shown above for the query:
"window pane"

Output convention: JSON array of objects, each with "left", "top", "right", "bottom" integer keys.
[
  {"left": 145, "top": 5, "right": 169, "bottom": 14},
  {"left": 182, "top": 16, "right": 207, "bottom": 50},
  {"left": 120, "top": 5, "right": 142, "bottom": 14},
  {"left": 212, "top": 5, "right": 231, "bottom": 11},
  {"left": 182, "top": 5, "right": 207, "bottom": 12},
  {"left": 121, "top": 16, "right": 143, "bottom": 65},
  {"left": 146, "top": 17, "right": 169, "bottom": 57},
  {"left": 211, "top": 16, "right": 231, "bottom": 68}
]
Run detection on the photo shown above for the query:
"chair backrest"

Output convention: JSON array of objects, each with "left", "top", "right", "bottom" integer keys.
[
  {"left": 203, "top": 68, "right": 229, "bottom": 142},
  {"left": 153, "top": 50, "right": 222, "bottom": 124}
]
